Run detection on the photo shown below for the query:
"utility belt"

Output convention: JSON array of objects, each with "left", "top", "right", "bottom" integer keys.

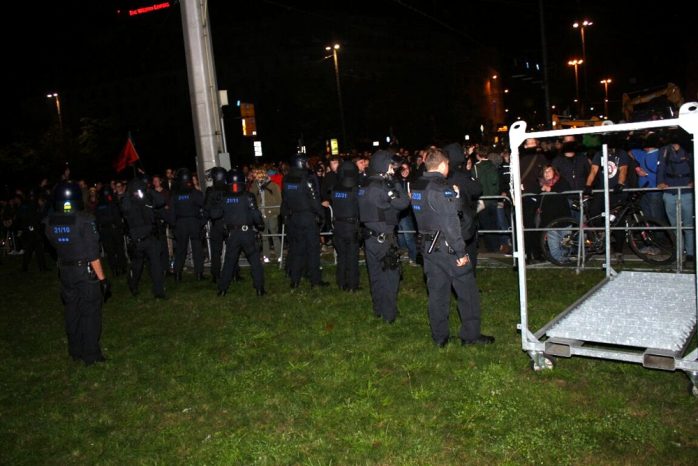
[
  {"left": 59, "top": 259, "right": 90, "bottom": 267},
  {"left": 133, "top": 234, "right": 156, "bottom": 244},
  {"left": 58, "top": 259, "right": 96, "bottom": 278},
  {"left": 362, "top": 227, "right": 394, "bottom": 243},
  {"left": 419, "top": 232, "right": 456, "bottom": 255},
  {"left": 335, "top": 217, "right": 358, "bottom": 223},
  {"left": 666, "top": 173, "right": 691, "bottom": 179},
  {"left": 225, "top": 224, "right": 254, "bottom": 232}
]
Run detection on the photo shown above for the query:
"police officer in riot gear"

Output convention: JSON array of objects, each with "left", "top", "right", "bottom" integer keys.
[
  {"left": 95, "top": 185, "right": 127, "bottom": 276},
  {"left": 281, "top": 154, "right": 328, "bottom": 288},
  {"left": 204, "top": 166, "right": 229, "bottom": 284},
  {"left": 120, "top": 176, "right": 167, "bottom": 299},
  {"left": 170, "top": 168, "right": 205, "bottom": 281},
  {"left": 44, "top": 181, "right": 111, "bottom": 365},
  {"left": 216, "top": 169, "right": 266, "bottom": 296},
  {"left": 410, "top": 147, "right": 494, "bottom": 347},
  {"left": 358, "top": 150, "right": 409, "bottom": 323},
  {"left": 331, "top": 160, "right": 361, "bottom": 291}
]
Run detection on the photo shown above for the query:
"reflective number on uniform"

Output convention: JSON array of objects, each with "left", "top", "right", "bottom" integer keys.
[
  {"left": 444, "top": 190, "right": 455, "bottom": 198},
  {"left": 413, "top": 205, "right": 421, "bottom": 211},
  {"left": 225, "top": 197, "right": 240, "bottom": 204},
  {"left": 53, "top": 226, "right": 71, "bottom": 234},
  {"left": 411, "top": 192, "right": 422, "bottom": 200},
  {"left": 178, "top": 195, "right": 190, "bottom": 201},
  {"left": 286, "top": 183, "right": 299, "bottom": 191},
  {"left": 357, "top": 188, "right": 365, "bottom": 197},
  {"left": 58, "top": 237, "right": 70, "bottom": 243},
  {"left": 334, "top": 192, "right": 348, "bottom": 199}
]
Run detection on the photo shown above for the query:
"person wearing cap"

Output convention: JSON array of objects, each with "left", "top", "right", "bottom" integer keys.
[
  {"left": 357, "top": 149, "right": 409, "bottom": 323},
  {"left": 551, "top": 137, "right": 591, "bottom": 221},
  {"left": 410, "top": 147, "right": 494, "bottom": 347}
]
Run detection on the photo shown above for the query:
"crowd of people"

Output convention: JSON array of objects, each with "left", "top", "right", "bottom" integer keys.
[{"left": 1, "top": 130, "right": 693, "bottom": 363}]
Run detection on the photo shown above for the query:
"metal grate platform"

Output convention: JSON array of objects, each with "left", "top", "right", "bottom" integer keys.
[{"left": 546, "top": 272, "right": 697, "bottom": 352}]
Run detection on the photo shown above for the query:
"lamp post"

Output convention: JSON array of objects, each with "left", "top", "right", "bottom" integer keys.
[
  {"left": 567, "top": 59, "right": 583, "bottom": 115},
  {"left": 46, "top": 92, "right": 63, "bottom": 132},
  {"left": 600, "top": 78, "right": 612, "bottom": 118},
  {"left": 572, "top": 19, "right": 592, "bottom": 105},
  {"left": 325, "top": 43, "right": 346, "bottom": 147}
]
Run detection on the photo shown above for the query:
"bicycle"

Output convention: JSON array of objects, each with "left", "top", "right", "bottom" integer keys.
[{"left": 541, "top": 191, "right": 677, "bottom": 266}]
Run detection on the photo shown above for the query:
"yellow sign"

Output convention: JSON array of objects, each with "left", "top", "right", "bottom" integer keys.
[
  {"left": 330, "top": 138, "right": 339, "bottom": 155},
  {"left": 242, "top": 117, "right": 256, "bottom": 136}
]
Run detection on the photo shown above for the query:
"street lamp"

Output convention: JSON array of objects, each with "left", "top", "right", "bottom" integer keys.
[
  {"left": 572, "top": 19, "right": 592, "bottom": 104},
  {"left": 600, "top": 78, "right": 612, "bottom": 118},
  {"left": 567, "top": 59, "right": 583, "bottom": 115},
  {"left": 325, "top": 43, "right": 346, "bottom": 147},
  {"left": 46, "top": 92, "right": 63, "bottom": 132}
]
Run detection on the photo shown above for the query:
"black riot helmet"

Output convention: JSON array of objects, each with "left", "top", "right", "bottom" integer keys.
[
  {"left": 442, "top": 143, "right": 465, "bottom": 166},
  {"left": 368, "top": 150, "right": 399, "bottom": 176},
  {"left": 176, "top": 167, "right": 192, "bottom": 186},
  {"left": 98, "top": 186, "right": 115, "bottom": 204},
  {"left": 127, "top": 177, "right": 148, "bottom": 200},
  {"left": 209, "top": 166, "right": 227, "bottom": 186},
  {"left": 291, "top": 154, "right": 309, "bottom": 170},
  {"left": 52, "top": 181, "right": 83, "bottom": 213},
  {"left": 337, "top": 160, "right": 359, "bottom": 188},
  {"left": 227, "top": 169, "right": 246, "bottom": 193}
]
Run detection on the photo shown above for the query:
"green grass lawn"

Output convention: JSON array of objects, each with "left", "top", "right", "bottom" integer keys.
[{"left": 1, "top": 257, "right": 696, "bottom": 465}]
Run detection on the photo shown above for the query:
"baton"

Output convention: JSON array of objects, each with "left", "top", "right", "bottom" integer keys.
[{"left": 427, "top": 230, "right": 441, "bottom": 254}]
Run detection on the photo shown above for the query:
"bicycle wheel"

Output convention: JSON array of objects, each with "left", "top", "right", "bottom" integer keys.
[
  {"left": 627, "top": 217, "right": 676, "bottom": 266},
  {"left": 541, "top": 217, "right": 585, "bottom": 266}
]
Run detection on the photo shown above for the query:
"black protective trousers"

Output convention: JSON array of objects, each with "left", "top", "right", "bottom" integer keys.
[
  {"left": 333, "top": 221, "right": 360, "bottom": 290},
  {"left": 209, "top": 221, "right": 225, "bottom": 280},
  {"left": 174, "top": 217, "right": 204, "bottom": 275},
  {"left": 364, "top": 236, "right": 400, "bottom": 322},
  {"left": 422, "top": 246, "right": 481, "bottom": 344},
  {"left": 219, "top": 229, "right": 264, "bottom": 292},
  {"left": 286, "top": 213, "right": 322, "bottom": 285},
  {"left": 98, "top": 224, "right": 126, "bottom": 274},
  {"left": 59, "top": 265, "right": 104, "bottom": 364},
  {"left": 129, "top": 236, "right": 165, "bottom": 296}
]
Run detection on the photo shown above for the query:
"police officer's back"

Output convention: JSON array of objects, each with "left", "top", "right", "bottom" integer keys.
[
  {"left": 120, "top": 176, "right": 167, "bottom": 299},
  {"left": 204, "top": 167, "right": 229, "bottom": 283},
  {"left": 216, "top": 170, "right": 266, "bottom": 296},
  {"left": 331, "top": 161, "right": 361, "bottom": 291},
  {"left": 281, "top": 155, "right": 328, "bottom": 288},
  {"left": 44, "top": 181, "right": 111, "bottom": 365},
  {"left": 410, "top": 147, "right": 493, "bottom": 347},
  {"left": 169, "top": 168, "right": 205, "bottom": 281}
]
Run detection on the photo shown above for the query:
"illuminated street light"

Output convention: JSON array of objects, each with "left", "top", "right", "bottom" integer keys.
[
  {"left": 567, "top": 59, "right": 583, "bottom": 115},
  {"left": 325, "top": 43, "right": 346, "bottom": 147},
  {"left": 573, "top": 19, "right": 592, "bottom": 104},
  {"left": 46, "top": 92, "right": 63, "bottom": 132},
  {"left": 600, "top": 78, "right": 612, "bottom": 118}
]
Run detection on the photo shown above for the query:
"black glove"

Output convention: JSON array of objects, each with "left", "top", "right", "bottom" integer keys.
[
  {"left": 583, "top": 186, "right": 593, "bottom": 197},
  {"left": 613, "top": 183, "right": 625, "bottom": 194},
  {"left": 385, "top": 179, "right": 399, "bottom": 200},
  {"left": 100, "top": 279, "right": 112, "bottom": 304}
]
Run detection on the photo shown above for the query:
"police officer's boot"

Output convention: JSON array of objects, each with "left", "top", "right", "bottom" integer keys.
[
  {"left": 196, "top": 272, "right": 205, "bottom": 281},
  {"left": 174, "top": 271, "right": 182, "bottom": 283}
]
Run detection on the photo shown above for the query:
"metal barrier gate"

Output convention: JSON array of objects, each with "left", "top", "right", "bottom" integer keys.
[{"left": 508, "top": 102, "right": 698, "bottom": 396}]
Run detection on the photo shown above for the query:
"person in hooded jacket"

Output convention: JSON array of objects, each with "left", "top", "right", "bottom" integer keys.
[
  {"left": 331, "top": 161, "right": 362, "bottom": 291},
  {"left": 442, "top": 142, "right": 483, "bottom": 273},
  {"left": 358, "top": 150, "right": 409, "bottom": 323}
]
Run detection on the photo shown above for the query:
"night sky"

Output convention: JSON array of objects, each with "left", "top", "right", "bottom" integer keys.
[{"left": 2, "top": 0, "right": 695, "bottom": 183}]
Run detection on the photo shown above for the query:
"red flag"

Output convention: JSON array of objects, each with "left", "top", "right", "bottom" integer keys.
[{"left": 114, "top": 136, "right": 140, "bottom": 172}]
